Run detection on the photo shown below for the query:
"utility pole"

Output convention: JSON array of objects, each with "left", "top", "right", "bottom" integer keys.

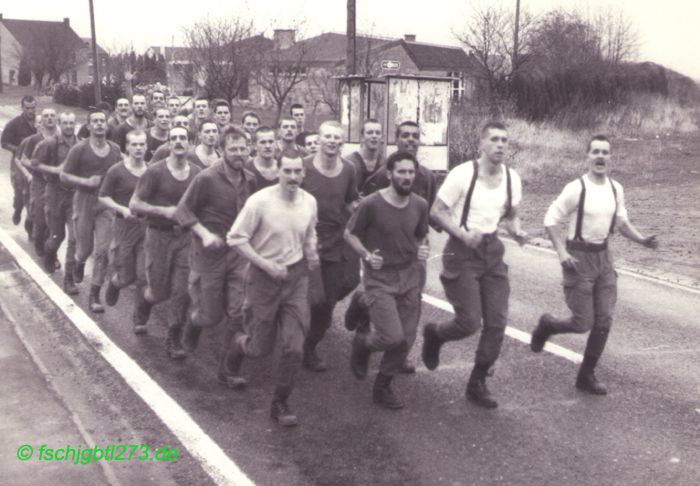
[
  {"left": 346, "top": 0, "right": 357, "bottom": 75},
  {"left": 513, "top": 0, "right": 521, "bottom": 71},
  {"left": 88, "top": 0, "right": 102, "bottom": 103},
  {"left": 0, "top": 23, "right": 4, "bottom": 93}
]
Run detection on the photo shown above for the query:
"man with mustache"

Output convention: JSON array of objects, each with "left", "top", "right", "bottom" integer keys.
[
  {"left": 99, "top": 130, "right": 149, "bottom": 333},
  {"left": 61, "top": 110, "right": 122, "bottom": 313},
  {"left": 31, "top": 112, "right": 79, "bottom": 289},
  {"left": 226, "top": 154, "right": 319, "bottom": 427},
  {"left": 176, "top": 126, "right": 257, "bottom": 388},
  {"left": 301, "top": 120, "right": 360, "bottom": 372},
  {"left": 245, "top": 127, "right": 279, "bottom": 192},
  {"left": 129, "top": 126, "right": 201, "bottom": 359},
  {"left": 346, "top": 151, "right": 429, "bottom": 409},
  {"left": 275, "top": 117, "right": 302, "bottom": 160},
  {"left": 109, "top": 98, "right": 131, "bottom": 132},
  {"left": 111, "top": 94, "right": 151, "bottom": 153},
  {"left": 149, "top": 121, "right": 220, "bottom": 169},
  {"left": 531, "top": 135, "right": 658, "bottom": 395},
  {"left": 422, "top": 122, "right": 528, "bottom": 409}
]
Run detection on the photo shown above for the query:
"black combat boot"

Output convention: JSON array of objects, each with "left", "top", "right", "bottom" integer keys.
[
  {"left": 217, "top": 330, "right": 247, "bottom": 390},
  {"left": 421, "top": 323, "right": 444, "bottom": 370},
  {"left": 73, "top": 261, "right": 85, "bottom": 284},
  {"left": 302, "top": 342, "right": 328, "bottom": 372},
  {"left": 104, "top": 276, "right": 121, "bottom": 306},
  {"left": 466, "top": 365, "right": 498, "bottom": 409},
  {"left": 63, "top": 263, "right": 79, "bottom": 296},
  {"left": 166, "top": 326, "right": 187, "bottom": 360},
  {"left": 270, "top": 386, "right": 298, "bottom": 427},
  {"left": 372, "top": 372, "right": 405, "bottom": 410},
  {"left": 88, "top": 285, "right": 104, "bottom": 313},
  {"left": 350, "top": 332, "right": 371, "bottom": 379},
  {"left": 132, "top": 288, "right": 151, "bottom": 335}
]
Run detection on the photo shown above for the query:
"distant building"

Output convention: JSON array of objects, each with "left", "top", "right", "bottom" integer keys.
[{"left": 0, "top": 14, "right": 106, "bottom": 87}]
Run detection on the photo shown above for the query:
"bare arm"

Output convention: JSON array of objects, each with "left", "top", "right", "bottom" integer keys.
[
  {"left": 60, "top": 171, "right": 101, "bottom": 189},
  {"left": 128, "top": 192, "right": 177, "bottom": 220},
  {"left": 190, "top": 222, "right": 224, "bottom": 248},
  {"left": 501, "top": 206, "right": 528, "bottom": 245},
  {"left": 344, "top": 228, "right": 383, "bottom": 269},
  {"left": 98, "top": 195, "right": 131, "bottom": 218},
  {"left": 430, "top": 198, "right": 483, "bottom": 248},
  {"left": 617, "top": 220, "right": 658, "bottom": 249}
]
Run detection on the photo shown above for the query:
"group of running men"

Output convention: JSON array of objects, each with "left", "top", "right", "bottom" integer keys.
[{"left": 1, "top": 92, "right": 657, "bottom": 427}]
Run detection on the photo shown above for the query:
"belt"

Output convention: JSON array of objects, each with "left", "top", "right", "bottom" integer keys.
[
  {"left": 566, "top": 239, "right": 607, "bottom": 252},
  {"left": 147, "top": 222, "right": 185, "bottom": 233}
]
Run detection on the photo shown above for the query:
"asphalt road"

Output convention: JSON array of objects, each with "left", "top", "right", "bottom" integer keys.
[{"left": 0, "top": 145, "right": 698, "bottom": 485}]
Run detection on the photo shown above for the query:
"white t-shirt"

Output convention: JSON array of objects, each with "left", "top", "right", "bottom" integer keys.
[
  {"left": 437, "top": 161, "right": 522, "bottom": 233},
  {"left": 543, "top": 174, "right": 629, "bottom": 244},
  {"left": 227, "top": 186, "right": 318, "bottom": 266}
]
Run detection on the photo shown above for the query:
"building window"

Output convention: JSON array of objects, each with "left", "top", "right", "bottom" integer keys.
[{"left": 448, "top": 71, "right": 465, "bottom": 100}]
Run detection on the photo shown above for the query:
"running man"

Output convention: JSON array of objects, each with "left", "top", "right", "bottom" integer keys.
[
  {"left": 60, "top": 110, "right": 122, "bottom": 312},
  {"left": 422, "top": 122, "right": 527, "bottom": 409},
  {"left": 245, "top": 127, "right": 279, "bottom": 192},
  {"left": 275, "top": 117, "right": 302, "bottom": 160},
  {"left": 110, "top": 94, "right": 150, "bottom": 152},
  {"left": 531, "top": 134, "right": 658, "bottom": 395},
  {"left": 129, "top": 126, "right": 201, "bottom": 359},
  {"left": 226, "top": 154, "right": 319, "bottom": 427},
  {"left": 99, "top": 130, "right": 149, "bottom": 332},
  {"left": 345, "top": 119, "right": 384, "bottom": 194},
  {"left": 176, "top": 126, "right": 257, "bottom": 388},
  {"left": 346, "top": 151, "right": 430, "bottom": 409},
  {"left": 147, "top": 108, "right": 170, "bottom": 161}
]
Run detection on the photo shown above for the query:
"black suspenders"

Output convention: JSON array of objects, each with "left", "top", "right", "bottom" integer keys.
[
  {"left": 574, "top": 176, "right": 618, "bottom": 241},
  {"left": 459, "top": 161, "right": 512, "bottom": 230}
]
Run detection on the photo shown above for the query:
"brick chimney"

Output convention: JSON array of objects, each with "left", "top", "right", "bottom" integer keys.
[
  {"left": 404, "top": 34, "right": 416, "bottom": 42},
  {"left": 274, "top": 29, "right": 295, "bottom": 50},
  {"left": 63, "top": 17, "right": 70, "bottom": 27}
]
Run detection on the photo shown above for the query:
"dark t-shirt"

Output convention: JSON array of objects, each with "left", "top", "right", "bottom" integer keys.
[
  {"left": 99, "top": 161, "right": 141, "bottom": 208},
  {"left": 362, "top": 160, "right": 436, "bottom": 208},
  {"left": 146, "top": 131, "right": 167, "bottom": 162},
  {"left": 34, "top": 134, "right": 78, "bottom": 187},
  {"left": 23, "top": 132, "right": 53, "bottom": 178},
  {"left": 301, "top": 155, "right": 358, "bottom": 261},
  {"left": 134, "top": 160, "right": 200, "bottom": 226},
  {"left": 62, "top": 139, "right": 122, "bottom": 194},
  {"left": 110, "top": 119, "right": 151, "bottom": 153},
  {"left": 349, "top": 192, "right": 429, "bottom": 267},
  {"left": 1, "top": 114, "right": 36, "bottom": 162},
  {"left": 244, "top": 158, "right": 278, "bottom": 193},
  {"left": 346, "top": 151, "right": 383, "bottom": 195}
]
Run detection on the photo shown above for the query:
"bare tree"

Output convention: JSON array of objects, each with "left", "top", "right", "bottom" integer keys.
[
  {"left": 181, "top": 17, "right": 262, "bottom": 101},
  {"left": 253, "top": 30, "right": 308, "bottom": 123},
  {"left": 16, "top": 35, "right": 83, "bottom": 89},
  {"left": 594, "top": 8, "right": 639, "bottom": 64}
]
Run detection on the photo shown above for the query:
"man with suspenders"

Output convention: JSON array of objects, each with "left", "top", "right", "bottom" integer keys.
[
  {"left": 532, "top": 134, "right": 658, "bottom": 395},
  {"left": 422, "top": 122, "right": 528, "bottom": 409}
]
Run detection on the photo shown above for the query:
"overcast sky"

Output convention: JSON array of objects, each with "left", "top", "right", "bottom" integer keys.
[{"left": 3, "top": 0, "right": 699, "bottom": 80}]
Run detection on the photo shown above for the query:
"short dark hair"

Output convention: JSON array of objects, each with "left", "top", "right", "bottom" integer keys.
[
  {"left": 195, "top": 97, "right": 209, "bottom": 104},
  {"left": 386, "top": 151, "right": 418, "bottom": 172},
  {"left": 480, "top": 121, "right": 507, "bottom": 138},
  {"left": 213, "top": 99, "right": 230, "bottom": 111},
  {"left": 254, "top": 126, "right": 275, "bottom": 142},
  {"left": 303, "top": 131, "right": 318, "bottom": 144},
  {"left": 290, "top": 103, "right": 304, "bottom": 113},
  {"left": 395, "top": 120, "right": 419, "bottom": 139},
  {"left": 221, "top": 125, "right": 248, "bottom": 146},
  {"left": 587, "top": 134, "right": 611, "bottom": 153},
  {"left": 96, "top": 101, "right": 112, "bottom": 112},
  {"left": 126, "top": 129, "right": 147, "bottom": 143},
  {"left": 242, "top": 111, "right": 260, "bottom": 124},
  {"left": 278, "top": 117, "right": 296, "bottom": 128},
  {"left": 361, "top": 118, "right": 382, "bottom": 135},
  {"left": 277, "top": 154, "right": 303, "bottom": 168},
  {"left": 199, "top": 120, "right": 218, "bottom": 132},
  {"left": 87, "top": 109, "right": 106, "bottom": 122},
  {"left": 21, "top": 95, "right": 36, "bottom": 107}
]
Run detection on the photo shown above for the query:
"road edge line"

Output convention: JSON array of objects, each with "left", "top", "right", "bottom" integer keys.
[{"left": 0, "top": 228, "right": 254, "bottom": 486}]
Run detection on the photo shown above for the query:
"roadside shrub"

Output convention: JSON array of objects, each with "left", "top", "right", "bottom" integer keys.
[
  {"left": 53, "top": 83, "right": 81, "bottom": 107},
  {"left": 77, "top": 83, "right": 125, "bottom": 109}
]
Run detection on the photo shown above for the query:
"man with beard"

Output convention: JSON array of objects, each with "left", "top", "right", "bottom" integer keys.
[
  {"left": 176, "top": 126, "right": 257, "bottom": 387},
  {"left": 1, "top": 96, "right": 37, "bottom": 226},
  {"left": 245, "top": 127, "right": 279, "bottom": 192},
  {"left": 345, "top": 120, "right": 434, "bottom": 374},
  {"left": 61, "top": 110, "right": 122, "bottom": 312},
  {"left": 22, "top": 108, "right": 58, "bottom": 258},
  {"left": 422, "top": 122, "right": 527, "bottom": 409},
  {"left": 531, "top": 135, "right": 658, "bottom": 395},
  {"left": 346, "top": 151, "right": 430, "bottom": 409},
  {"left": 31, "top": 112, "right": 79, "bottom": 290},
  {"left": 345, "top": 119, "right": 383, "bottom": 194},
  {"left": 301, "top": 120, "right": 359, "bottom": 371},
  {"left": 100, "top": 130, "right": 149, "bottom": 333},
  {"left": 226, "top": 154, "right": 319, "bottom": 427},
  {"left": 275, "top": 117, "right": 302, "bottom": 160},
  {"left": 146, "top": 108, "right": 170, "bottom": 161},
  {"left": 111, "top": 94, "right": 151, "bottom": 153},
  {"left": 129, "top": 127, "right": 201, "bottom": 359}
]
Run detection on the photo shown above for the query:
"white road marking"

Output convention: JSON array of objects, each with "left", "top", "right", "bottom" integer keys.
[
  {"left": 0, "top": 228, "right": 254, "bottom": 486},
  {"left": 505, "top": 238, "right": 700, "bottom": 295},
  {"left": 421, "top": 293, "right": 583, "bottom": 364}
]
